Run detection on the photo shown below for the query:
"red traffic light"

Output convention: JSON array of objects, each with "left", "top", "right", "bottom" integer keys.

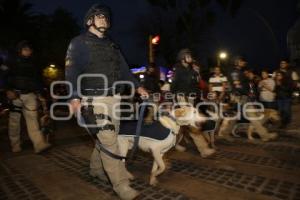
[{"left": 151, "top": 35, "right": 160, "bottom": 45}]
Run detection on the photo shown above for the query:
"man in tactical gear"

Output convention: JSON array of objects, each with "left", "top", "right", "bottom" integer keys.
[
  {"left": 171, "top": 48, "right": 200, "bottom": 104},
  {"left": 170, "top": 49, "right": 215, "bottom": 157},
  {"left": 6, "top": 41, "right": 51, "bottom": 153},
  {"left": 65, "top": 4, "right": 148, "bottom": 200}
]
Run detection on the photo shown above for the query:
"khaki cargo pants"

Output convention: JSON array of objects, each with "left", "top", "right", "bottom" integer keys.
[
  {"left": 9, "top": 93, "right": 49, "bottom": 152},
  {"left": 82, "top": 96, "right": 131, "bottom": 192}
]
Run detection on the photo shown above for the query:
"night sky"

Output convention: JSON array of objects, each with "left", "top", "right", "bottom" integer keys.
[{"left": 26, "top": 0, "right": 299, "bottom": 70}]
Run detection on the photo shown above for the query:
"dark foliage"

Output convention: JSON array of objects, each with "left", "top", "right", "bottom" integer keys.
[
  {"left": 140, "top": 0, "right": 243, "bottom": 66},
  {"left": 0, "top": 0, "right": 80, "bottom": 69}
]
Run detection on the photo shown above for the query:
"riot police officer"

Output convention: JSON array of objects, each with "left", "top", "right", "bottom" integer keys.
[
  {"left": 65, "top": 4, "right": 147, "bottom": 200},
  {"left": 6, "top": 41, "right": 51, "bottom": 153},
  {"left": 171, "top": 49, "right": 200, "bottom": 104}
]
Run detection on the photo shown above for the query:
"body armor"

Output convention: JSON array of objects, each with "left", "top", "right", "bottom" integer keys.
[
  {"left": 10, "top": 57, "right": 39, "bottom": 91},
  {"left": 80, "top": 33, "right": 121, "bottom": 94}
]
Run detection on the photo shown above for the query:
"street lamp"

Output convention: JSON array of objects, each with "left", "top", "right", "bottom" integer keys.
[
  {"left": 43, "top": 64, "right": 59, "bottom": 85},
  {"left": 217, "top": 51, "right": 228, "bottom": 66},
  {"left": 219, "top": 52, "right": 227, "bottom": 59}
]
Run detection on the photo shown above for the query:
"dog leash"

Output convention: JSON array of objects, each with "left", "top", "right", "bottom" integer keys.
[
  {"left": 129, "top": 99, "right": 148, "bottom": 159},
  {"left": 78, "top": 111, "right": 127, "bottom": 161},
  {"left": 79, "top": 98, "right": 149, "bottom": 161}
]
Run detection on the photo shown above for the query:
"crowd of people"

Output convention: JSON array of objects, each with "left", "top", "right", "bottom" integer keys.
[{"left": 142, "top": 51, "right": 299, "bottom": 130}]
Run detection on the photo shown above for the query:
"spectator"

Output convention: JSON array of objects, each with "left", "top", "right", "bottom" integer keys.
[
  {"left": 141, "top": 63, "right": 160, "bottom": 94},
  {"left": 208, "top": 66, "right": 228, "bottom": 102},
  {"left": 273, "top": 58, "right": 299, "bottom": 90},
  {"left": 228, "top": 57, "right": 277, "bottom": 141},
  {"left": 228, "top": 56, "right": 249, "bottom": 103},
  {"left": 191, "top": 60, "right": 201, "bottom": 82},
  {"left": 275, "top": 71, "right": 293, "bottom": 128},
  {"left": 244, "top": 69, "right": 260, "bottom": 102},
  {"left": 258, "top": 69, "right": 276, "bottom": 108}
]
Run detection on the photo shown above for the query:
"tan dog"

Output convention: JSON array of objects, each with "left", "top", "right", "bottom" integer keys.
[
  {"left": 118, "top": 106, "right": 206, "bottom": 186},
  {"left": 175, "top": 110, "right": 217, "bottom": 157},
  {"left": 219, "top": 108, "right": 279, "bottom": 142},
  {"left": 243, "top": 108, "right": 280, "bottom": 141}
]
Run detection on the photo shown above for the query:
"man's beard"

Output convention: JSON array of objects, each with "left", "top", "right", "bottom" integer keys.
[
  {"left": 185, "top": 60, "right": 193, "bottom": 65},
  {"left": 95, "top": 26, "right": 107, "bottom": 33}
]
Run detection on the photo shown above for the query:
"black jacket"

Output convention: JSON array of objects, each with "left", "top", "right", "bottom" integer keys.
[
  {"left": 142, "top": 73, "right": 160, "bottom": 93},
  {"left": 65, "top": 32, "right": 140, "bottom": 98},
  {"left": 7, "top": 56, "right": 41, "bottom": 91},
  {"left": 275, "top": 82, "right": 293, "bottom": 99},
  {"left": 229, "top": 67, "right": 249, "bottom": 96},
  {"left": 275, "top": 68, "right": 297, "bottom": 88},
  {"left": 171, "top": 64, "right": 199, "bottom": 95}
]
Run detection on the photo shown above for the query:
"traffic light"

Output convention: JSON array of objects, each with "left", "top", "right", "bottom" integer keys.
[
  {"left": 151, "top": 35, "right": 160, "bottom": 45},
  {"left": 149, "top": 35, "right": 160, "bottom": 63}
]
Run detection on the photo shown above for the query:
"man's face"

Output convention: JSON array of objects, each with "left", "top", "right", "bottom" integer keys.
[
  {"left": 248, "top": 72, "right": 255, "bottom": 80},
  {"left": 261, "top": 71, "right": 269, "bottom": 79},
  {"left": 214, "top": 67, "right": 221, "bottom": 75},
  {"left": 88, "top": 14, "right": 109, "bottom": 33},
  {"left": 21, "top": 47, "right": 32, "bottom": 57},
  {"left": 184, "top": 54, "right": 193, "bottom": 64},
  {"left": 6, "top": 90, "right": 18, "bottom": 100},
  {"left": 238, "top": 60, "right": 247, "bottom": 68},
  {"left": 244, "top": 71, "right": 254, "bottom": 80},
  {"left": 280, "top": 61, "right": 288, "bottom": 69}
]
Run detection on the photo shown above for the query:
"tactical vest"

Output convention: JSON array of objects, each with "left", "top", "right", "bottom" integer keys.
[
  {"left": 10, "top": 57, "right": 39, "bottom": 91},
  {"left": 81, "top": 35, "right": 121, "bottom": 93}
]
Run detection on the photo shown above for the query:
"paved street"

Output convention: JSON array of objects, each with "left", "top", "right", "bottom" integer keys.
[{"left": 0, "top": 105, "right": 300, "bottom": 200}]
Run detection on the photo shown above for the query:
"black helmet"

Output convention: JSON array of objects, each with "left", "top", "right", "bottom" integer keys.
[
  {"left": 84, "top": 3, "right": 111, "bottom": 28},
  {"left": 177, "top": 48, "right": 192, "bottom": 61}
]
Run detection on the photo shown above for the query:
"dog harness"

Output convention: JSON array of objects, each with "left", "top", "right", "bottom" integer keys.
[{"left": 119, "top": 120, "right": 172, "bottom": 141}]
